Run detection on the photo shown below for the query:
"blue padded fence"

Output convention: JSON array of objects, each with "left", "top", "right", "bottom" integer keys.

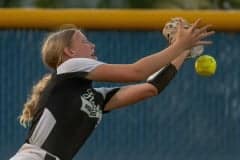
[{"left": 0, "top": 30, "right": 240, "bottom": 160}]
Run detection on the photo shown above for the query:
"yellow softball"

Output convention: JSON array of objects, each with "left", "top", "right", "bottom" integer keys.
[{"left": 195, "top": 55, "right": 217, "bottom": 76}]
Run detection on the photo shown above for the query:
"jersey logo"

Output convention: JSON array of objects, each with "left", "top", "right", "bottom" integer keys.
[{"left": 80, "top": 89, "right": 102, "bottom": 125}]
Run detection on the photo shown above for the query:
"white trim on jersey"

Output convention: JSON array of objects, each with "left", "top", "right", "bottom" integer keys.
[
  {"left": 29, "top": 108, "right": 56, "bottom": 147},
  {"left": 94, "top": 87, "right": 119, "bottom": 99},
  {"left": 57, "top": 58, "right": 105, "bottom": 75},
  {"left": 10, "top": 143, "right": 60, "bottom": 160}
]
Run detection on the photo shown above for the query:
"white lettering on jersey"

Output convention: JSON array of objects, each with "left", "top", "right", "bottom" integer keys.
[{"left": 80, "top": 89, "right": 102, "bottom": 126}]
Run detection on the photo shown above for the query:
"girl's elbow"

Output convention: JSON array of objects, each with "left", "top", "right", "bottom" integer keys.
[
  {"left": 150, "top": 87, "right": 159, "bottom": 96},
  {"left": 146, "top": 84, "right": 159, "bottom": 97}
]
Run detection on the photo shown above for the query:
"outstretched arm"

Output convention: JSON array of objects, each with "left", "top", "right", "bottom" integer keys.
[
  {"left": 104, "top": 50, "right": 190, "bottom": 111},
  {"left": 87, "top": 20, "right": 214, "bottom": 83}
]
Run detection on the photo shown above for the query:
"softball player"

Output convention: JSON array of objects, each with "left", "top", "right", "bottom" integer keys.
[{"left": 10, "top": 19, "right": 214, "bottom": 160}]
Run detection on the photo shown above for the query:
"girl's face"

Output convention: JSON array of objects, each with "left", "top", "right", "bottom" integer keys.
[{"left": 68, "top": 30, "right": 96, "bottom": 59}]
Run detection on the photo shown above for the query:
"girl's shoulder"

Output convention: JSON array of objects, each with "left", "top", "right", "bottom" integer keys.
[{"left": 57, "top": 58, "right": 106, "bottom": 75}]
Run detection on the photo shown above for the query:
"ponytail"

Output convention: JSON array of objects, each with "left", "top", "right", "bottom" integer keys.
[{"left": 19, "top": 74, "right": 51, "bottom": 127}]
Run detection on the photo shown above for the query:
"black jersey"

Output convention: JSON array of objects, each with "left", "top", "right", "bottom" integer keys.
[{"left": 25, "top": 58, "right": 120, "bottom": 160}]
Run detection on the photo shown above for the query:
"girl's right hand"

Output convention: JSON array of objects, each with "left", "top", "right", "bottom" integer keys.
[{"left": 173, "top": 19, "right": 215, "bottom": 51}]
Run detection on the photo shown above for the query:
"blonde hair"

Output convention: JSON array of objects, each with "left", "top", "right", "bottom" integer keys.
[{"left": 19, "top": 28, "right": 77, "bottom": 127}]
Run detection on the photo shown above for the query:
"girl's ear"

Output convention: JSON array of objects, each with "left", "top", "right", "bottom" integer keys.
[{"left": 63, "top": 47, "right": 74, "bottom": 58}]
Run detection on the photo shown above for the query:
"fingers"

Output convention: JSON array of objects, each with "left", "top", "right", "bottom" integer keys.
[
  {"left": 194, "top": 24, "right": 213, "bottom": 37},
  {"left": 189, "top": 19, "right": 201, "bottom": 32},
  {"left": 176, "top": 18, "right": 184, "bottom": 32},
  {"left": 198, "top": 24, "right": 213, "bottom": 34},
  {"left": 199, "top": 30, "right": 215, "bottom": 39},
  {"left": 173, "top": 18, "right": 215, "bottom": 49},
  {"left": 195, "top": 30, "right": 215, "bottom": 46},
  {"left": 195, "top": 40, "right": 213, "bottom": 46},
  {"left": 191, "top": 20, "right": 215, "bottom": 45}
]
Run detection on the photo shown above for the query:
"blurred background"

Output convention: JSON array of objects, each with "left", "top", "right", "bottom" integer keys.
[
  {"left": 0, "top": 0, "right": 240, "bottom": 160},
  {"left": 0, "top": 0, "right": 240, "bottom": 9}
]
